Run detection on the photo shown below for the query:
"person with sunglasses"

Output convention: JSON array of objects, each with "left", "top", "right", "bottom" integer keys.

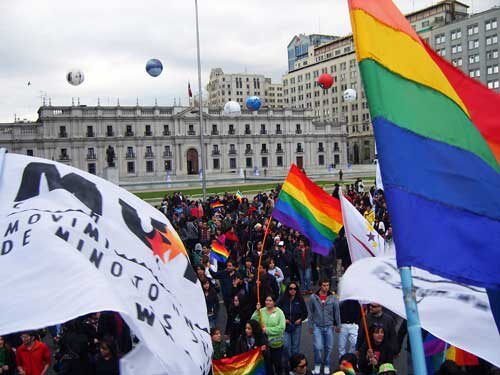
[
  {"left": 289, "top": 353, "right": 312, "bottom": 375},
  {"left": 278, "top": 282, "right": 308, "bottom": 369}
]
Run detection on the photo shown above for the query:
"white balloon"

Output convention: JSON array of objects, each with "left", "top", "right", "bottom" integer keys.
[
  {"left": 66, "top": 69, "right": 85, "bottom": 86},
  {"left": 343, "top": 88, "right": 357, "bottom": 102},
  {"left": 223, "top": 101, "right": 241, "bottom": 116}
]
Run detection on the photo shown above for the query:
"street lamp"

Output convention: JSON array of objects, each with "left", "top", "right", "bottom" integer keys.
[{"left": 194, "top": 0, "right": 207, "bottom": 201}]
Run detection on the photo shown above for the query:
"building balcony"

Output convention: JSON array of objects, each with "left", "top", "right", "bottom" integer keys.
[
  {"left": 188, "top": 130, "right": 196, "bottom": 135},
  {"left": 211, "top": 130, "right": 219, "bottom": 135},
  {"left": 245, "top": 149, "right": 253, "bottom": 155},
  {"left": 125, "top": 131, "right": 134, "bottom": 137},
  {"left": 228, "top": 130, "right": 235, "bottom": 135},
  {"left": 275, "top": 130, "right": 282, "bottom": 135},
  {"left": 125, "top": 153, "right": 136, "bottom": 159},
  {"left": 163, "top": 130, "right": 171, "bottom": 136},
  {"left": 58, "top": 132, "right": 68, "bottom": 138},
  {"left": 296, "top": 149, "right": 304, "bottom": 153},
  {"left": 295, "top": 129, "right": 302, "bottom": 134},
  {"left": 211, "top": 150, "right": 220, "bottom": 156},
  {"left": 106, "top": 131, "right": 114, "bottom": 137},
  {"left": 145, "top": 131, "right": 153, "bottom": 136},
  {"left": 260, "top": 130, "right": 267, "bottom": 135},
  {"left": 59, "top": 155, "right": 70, "bottom": 161},
  {"left": 244, "top": 130, "right": 251, "bottom": 135},
  {"left": 318, "top": 148, "right": 325, "bottom": 153},
  {"left": 276, "top": 149, "right": 284, "bottom": 154},
  {"left": 261, "top": 149, "right": 268, "bottom": 154},
  {"left": 86, "top": 153, "right": 97, "bottom": 161},
  {"left": 145, "top": 152, "right": 154, "bottom": 159},
  {"left": 86, "top": 132, "right": 95, "bottom": 137},
  {"left": 334, "top": 147, "right": 339, "bottom": 152},
  {"left": 163, "top": 151, "right": 172, "bottom": 158},
  {"left": 228, "top": 149, "right": 237, "bottom": 155}
]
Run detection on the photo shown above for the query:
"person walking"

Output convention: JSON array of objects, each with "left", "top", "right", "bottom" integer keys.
[
  {"left": 16, "top": 331, "right": 51, "bottom": 375},
  {"left": 308, "top": 278, "right": 341, "bottom": 375}
]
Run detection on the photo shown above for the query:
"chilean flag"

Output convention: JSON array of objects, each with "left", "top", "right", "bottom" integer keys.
[{"left": 188, "top": 82, "right": 193, "bottom": 98}]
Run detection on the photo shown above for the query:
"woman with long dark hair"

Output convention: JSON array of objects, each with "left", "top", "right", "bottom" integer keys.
[
  {"left": 94, "top": 337, "right": 119, "bottom": 375},
  {"left": 359, "top": 324, "right": 394, "bottom": 375}
]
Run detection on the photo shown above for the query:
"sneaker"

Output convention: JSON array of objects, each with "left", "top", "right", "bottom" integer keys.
[
  {"left": 312, "top": 365, "right": 321, "bottom": 375},
  {"left": 324, "top": 366, "right": 330, "bottom": 375}
]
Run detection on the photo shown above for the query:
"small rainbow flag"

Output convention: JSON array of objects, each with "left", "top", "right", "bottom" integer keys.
[
  {"left": 235, "top": 191, "right": 243, "bottom": 203},
  {"left": 211, "top": 201, "right": 224, "bottom": 211},
  {"left": 273, "top": 164, "right": 343, "bottom": 255},
  {"left": 446, "top": 346, "right": 479, "bottom": 367},
  {"left": 212, "top": 348, "right": 265, "bottom": 375},
  {"left": 210, "top": 240, "right": 230, "bottom": 263}
]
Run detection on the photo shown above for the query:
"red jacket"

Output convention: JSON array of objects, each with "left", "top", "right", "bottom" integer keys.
[{"left": 16, "top": 341, "right": 51, "bottom": 375}]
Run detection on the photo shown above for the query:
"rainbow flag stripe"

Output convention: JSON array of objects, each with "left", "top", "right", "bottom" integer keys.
[
  {"left": 273, "top": 164, "right": 343, "bottom": 255},
  {"left": 213, "top": 348, "right": 265, "bottom": 375},
  {"left": 211, "top": 202, "right": 224, "bottom": 210},
  {"left": 348, "top": 0, "right": 500, "bottom": 289},
  {"left": 235, "top": 191, "right": 243, "bottom": 203},
  {"left": 211, "top": 240, "right": 230, "bottom": 263}
]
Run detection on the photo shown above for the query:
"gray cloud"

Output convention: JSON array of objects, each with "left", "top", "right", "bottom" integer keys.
[{"left": 0, "top": 0, "right": 497, "bottom": 122}]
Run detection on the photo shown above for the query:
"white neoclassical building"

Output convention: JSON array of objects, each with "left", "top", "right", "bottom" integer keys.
[{"left": 0, "top": 104, "right": 348, "bottom": 184}]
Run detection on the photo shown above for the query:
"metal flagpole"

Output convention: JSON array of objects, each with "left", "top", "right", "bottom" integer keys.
[
  {"left": 400, "top": 267, "right": 428, "bottom": 374},
  {"left": 194, "top": 0, "right": 207, "bottom": 201}
]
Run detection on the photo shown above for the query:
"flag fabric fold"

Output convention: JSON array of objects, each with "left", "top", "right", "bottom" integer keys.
[
  {"left": 273, "top": 164, "right": 342, "bottom": 255},
  {"left": 210, "top": 240, "right": 230, "bottom": 263},
  {"left": 212, "top": 348, "right": 265, "bottom": 375},
  {"left": 339, "top": 256, "right": 500, "bottom": 367},
  {"left": 348, "top": 0, "right": 500, "bottom": 290},
  {"left": 0, "top": 151, "right": 212, "bottom": 374}
]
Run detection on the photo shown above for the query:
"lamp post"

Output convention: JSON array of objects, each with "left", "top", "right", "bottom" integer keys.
[{"left": 194, "top": 0, "right": 207, "bottom": 201}]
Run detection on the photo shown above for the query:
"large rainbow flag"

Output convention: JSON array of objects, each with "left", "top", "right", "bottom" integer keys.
[
  {"left": 212, "top": 348, "right": 266, "bottom": 375},
  {"left": 348, "top": 0, "right": 500, "bottom": 291},
  {"left": 211, "top": 240, "right": 230, "bottom": 263},
  {"left": 273, "top": 164, "right": 343, "bottom": 255}
]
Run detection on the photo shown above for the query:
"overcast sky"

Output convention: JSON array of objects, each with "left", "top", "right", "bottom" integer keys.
[{"left": 0, "top": 0, "right": 497, "bottom": 123}]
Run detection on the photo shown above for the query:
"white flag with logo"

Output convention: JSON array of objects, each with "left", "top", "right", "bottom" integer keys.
[
  {"left": 340, "top": 193, "right": 386, "bottom": 262},
  {"left": 0, "top": 151, "right": 212, "bottom": 374},
  {"left": 339, "top": 256, "right": 500, "bottom": 367}
]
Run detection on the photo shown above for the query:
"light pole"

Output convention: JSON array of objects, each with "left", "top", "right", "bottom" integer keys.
[{"left": 195, "top": 0, "right": 207, "bottom": 201}]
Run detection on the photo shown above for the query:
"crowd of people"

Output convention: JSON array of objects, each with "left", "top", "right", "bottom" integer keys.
[{"left": 0, "top": 178, "right": 496, "bottom": 375}]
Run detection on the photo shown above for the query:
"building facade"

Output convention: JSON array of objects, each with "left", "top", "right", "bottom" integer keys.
[
  {"left": 206, "top": 68, "right": 284, "bottom": 109},
  {"left": 0, "top": 105, "right": 347, "bottom": 183},
  {"left": 282, "top": 1, "right": 499, "bottom": 164},
  {"left": 287, "top": 34, "right": 338, "bottom": 72}
]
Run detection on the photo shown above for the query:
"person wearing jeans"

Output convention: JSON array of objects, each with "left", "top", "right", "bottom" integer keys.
[
  {"left": 294, "top": 239, "right": 312, "bottom": 293},
  {"left": 308, "top": 278, "right": 341, "bottom": 375}
]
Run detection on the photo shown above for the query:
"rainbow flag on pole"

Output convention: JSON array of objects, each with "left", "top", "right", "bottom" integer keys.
[
  {"left": 273, "top": 164, "right": 343, "bottom": 255},
  {"left": 235, "top": 191, "right": 243, "bottom": 203},
  {"left": 212, "top": 348, "right": 265, "bottom": 375},
  {"left": 210, "top": 201, "right": 224, "bottom": 211},
  {"left": 348, "top": 0, "right": 500, "bottom": 290},
  {"left": 210, "top": 240, "right": 230, "bottom": 263}
]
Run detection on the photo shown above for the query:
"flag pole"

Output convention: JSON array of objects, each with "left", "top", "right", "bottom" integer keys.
[
  {"left": 400, "top": 267, "right": 428, "bottom": 374},
  {"left": 256, "top": 216, "right": 272, "bottom": 324},
  {"left": 359, "top": 303, "right": 372, "bottom": 351},
  {"left": 194, "top": 0, "right": 207, "bottom": 201}
]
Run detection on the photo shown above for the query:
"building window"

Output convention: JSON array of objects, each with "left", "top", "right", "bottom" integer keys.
[
  {"left": 261, "top": 144, "right": 268, "bottom": 154},
  {"left": 60, "top": 148, "right": 69, "bottom": 160},
  {"left": 435, "top": 34, "right": 445, "bottom": 44},
  {"left": 261, "top": 157, "right": 268, "bottom": 168},
  {"left": 318, "top": 155, "right": 325, "bottom": 165},
  {"left": 213, "top": 159, "right": 220, "bottom": 169},
  {"left": 486, "top": 50, "right": 499, "bottom": 60},
  {"left": 229, "top": 158, "right": 237, "bottom": 169},
  {"left": 452, "top": 58, "right": 463, "bottom": 67},
  {"left": 451, "top": 29, "right": 462, "bottom": 40},
  {"left": 228, "top": 124, "right": 235, "bottom": 135},
  {"left": 26, "top": 149, "right": 34, "bottom": 156},
  {"left": 487, "top": 65, "right": 499, "bottom": 75},
  {"left": 276, "top": 124, "right": 282, "bottom": 134},
  {"left": 188, "top": 124, "right": 195, "bottom": 135},
  {"left": 469, "top": 54, "right": 480, "bottom": 64},
  {"left": 126, "top": 125, "right": 133, "bottom": 136},
  {"left": 468, "top": 39, "right": 479, "bottom": 50},
  {"left": 106, "top": 125, "right": 114, "bottom": 136},
  {"left": 246, "top": 157, "right": 252, "bottom": 168},
  {"left": 164, "top": 160, "right": 172, "bottom": 171},
  {"left": 467, "top": 24, "right": 479, "bottom": 36},
  {"left": 245, "top": 124, "right": 251, "bottom": 134},
  {"left": 126, "top": 146, "right": 135, "bottom": 159},
  {"left": 469, "top": 69, "right": 481, "bottom": 78},
  {"left": 163, "top": 145, "right": 172, "bottom": 157},
  {"left": 485, "top": 19, "right": 497, "bottom": 31},
  {"left": 59, "top": 126, "right": 67, "bottom": 138},
  {"left": 88, "top": 163, "right": 96, "bottom": 174},
  {"left": 451, "top": 44, "right": 462, "bottom": 54},
  {"left": 145, "top": 125, "right": 152, "bottom": 136},
  {"left": 296, "top": 143, "right": 303, "bottom": 153},
  {"left": 260, "top": 124, "right": 266, "bottom": 134},
  {"left": 146, "top": 160, "right": 154, "bottom": 173},
  {"left": 87, "top": 147, "right": 97, "bottom": 160},
  {"left": 334, "top": 154, "right": 340, "bottom": 165},
  {"left": 163, "top": 124, "right": 170, "bottom": 135},
  {"left": 486, "top": 35, "right": 498, "bottom": 46},
  {"left": 127, "top": 161, "right": 135, "bottom": 174},
  {"left": 487, "top": 80, "right": 499, "bottom": 89},
  {"left": 86, "top": 125, "right": 94, "bottom": 137},
  {"left": 318, "top": 142, "right": 324, "bottom": 152},
  {"left": 295, "top": 124, "right": 302, "bottom": 134},
  {"left": 277, "top": 156, "right": 283, "bottom": 167},
  {"left": 145, "top": 146, "right": 154, "bottom": 158},
  {"left": 422, "top": 20, "right": 430, "bottom": 28},
  {"left": 211, "top": 124, "right": 219, "bottom": 135}
]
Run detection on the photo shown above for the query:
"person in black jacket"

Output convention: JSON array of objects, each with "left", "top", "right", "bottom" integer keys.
[
  {"left": 234, "top": 320, "right": 268, "bottom": 355},
  {"left": 358, "top": 324, "right": 394, "bottom": 375},
  {"left": 202, "top": 278, "right": 219, "bottom": 329},
  {"left": 54, "top": 319, "right": 92, "bottom": 375},
  {"left": 225, "top": 294, "right": 246, "bottom": 355},
  {"left": 0, "top": 336, "right": 16, "bottom": 375},
  {"left": 209, "top": 259, "right": 237, "bottom": 310},
  {"left": 94, "top": 338, "right": 119, "bottom": 375},
  {"left": 278, "top": 282, "right": 308, "bottom": 361}
]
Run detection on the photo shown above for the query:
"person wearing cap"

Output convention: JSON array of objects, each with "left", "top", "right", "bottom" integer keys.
[{"left": 378, "top": 363, "right": 396, "bottom": 374}]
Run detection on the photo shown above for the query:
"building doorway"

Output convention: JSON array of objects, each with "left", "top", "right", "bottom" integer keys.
[
  {"left": 296, "top": 156, "right": 303, "bottom": 169},
  {"left": 187, "top": 148, "right": 199, "bottom": 175},
  {"left": 353, "top": 143, "right": 360, "bottom": 164}
]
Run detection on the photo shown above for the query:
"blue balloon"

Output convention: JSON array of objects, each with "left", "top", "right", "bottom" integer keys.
[
  {"left": 146, "top": 59, "right": 163, "bottom": 77},
  {"left": 245, "top": 96, "right": 262, "bottom": 111}
]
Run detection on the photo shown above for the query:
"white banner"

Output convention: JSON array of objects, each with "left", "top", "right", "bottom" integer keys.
[
  {"left": 0, "top": 152, "right": 212, "bottom": 374},
  {"left": 339, "top": 256, "right": 500, "bottom": 367},
  {"left": 340, "top": 193, "right": 386, "bottom": 262}
]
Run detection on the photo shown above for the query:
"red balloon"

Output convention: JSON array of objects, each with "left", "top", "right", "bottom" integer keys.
[{"left": 318, "top": 73, "right": 334, "bottom": 89}]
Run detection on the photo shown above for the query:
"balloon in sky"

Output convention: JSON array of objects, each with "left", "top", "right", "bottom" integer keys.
[
  {"left": 245, "top": 96, "right": 262, "bottom": 111},
  {"left": 66, "top": 70, "right": 84, "bottom": 86},
  {"left": 343, "top": 88, "right": 357, "bottom": 102},
  {"left": 146, "top": 59, "right": 163, "bottom": 77},
  {"left": 223, "top": 101, "right": 241, "bottom": 116},
  {"left": 318, "top": 73, "right": 334, "bottom": 89}
]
